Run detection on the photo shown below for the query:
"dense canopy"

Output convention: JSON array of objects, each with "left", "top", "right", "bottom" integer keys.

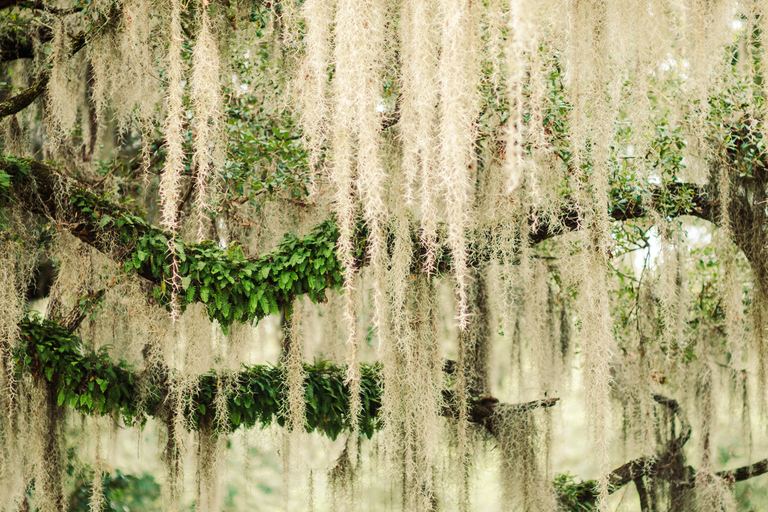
[{"left": 1, "top": 1, "right": 768, "bottom": 511}]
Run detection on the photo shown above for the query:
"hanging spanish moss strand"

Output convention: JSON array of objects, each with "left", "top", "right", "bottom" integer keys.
[
  {"left": 330, "top": 0, "right": 359, "bottom": 396},
  {"left": 380, "top": 208, "right": 413, "bottom": 461},
  {"left": 120, "top": 0, "right": 161, "bottom": 178},
  {"left": 330, "top": 0, "right": 388, "bottom": 427},
  {"left": 483, "top": 0, "right": 505, "bottom": 94},
  {"left": 47, "top": 17, "right": 81, "bottom": 147},
  {"left": 751, "top": 287, "right": 768, "bottom": 422},
  {"left": 504, "top": 0, "right": 533, "bottom": 195},
  {"left": 88, "top": 417, "right": 105, "bottom": 512},
  {"left": 195, "top": 419, "right": 225, "bottom": 512},
  {"left": 160, "top": 0, "right": 186, "bottom": 230},
  {"left": 381, "top": 208, "right": 442, "bottom": 510},
  {"left": 692, "top": 361, "right": 736, "bottom": 511},
  {"left": 571, "top": 234, "right": 615, "bottom": 512},
  {"left": 719, "top": 237, "right": 746, "bottom": 367},
  {"left": 526, "top": 29, "right": 558, "bottom": 220},
  {"left": 192, "top": 0, "right": 223, "bottom": 242},
  {"left": 380, "top": 209, "right": 410, "bottom": 467},
  {"left": 30, "top": 382, "right": 65, "bottom": 512},
  {"left": 407, "top": 274, "right": 442, "bottom": 509},
  {"left": 0, "top": 242, "right": 27, "bottom": 427},
  {"left": 284, "top": 302, "right": 306, "bottom": 434},
  {"left": 352, "top": 0, "right": 388, "bottom": 353},
  {"left": 160, "top": 0, "right": 186, "bottom": 320},
  {"left": 561, "top": 3, "right": 618, "bottom": 509},
  {"left": 496, "top": 408, "right": 556, "bottom": 511},
  {"left": 297, "top": 0, "right": 332, "bottom": 183},
  {"left": 438, "top": 0, "right": 479, "bottom": 329},
  {"left": 398, "top": 0, "right": 441, "bottom": 273},
  {"left": 759, "top": 0, "right": 768, "bottom": 143},
  {"left": 455, "top": 290, "right": 473, "bottom": 512}
]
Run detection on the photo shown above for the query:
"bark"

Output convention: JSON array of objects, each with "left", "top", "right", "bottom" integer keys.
[{"left": 0, "top": 73, "right": 48, "bottom": 119}]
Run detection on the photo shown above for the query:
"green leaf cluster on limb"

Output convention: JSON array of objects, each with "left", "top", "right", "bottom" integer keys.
[{"left": 16, "top": 317, "right": 379, "bottom": 438}]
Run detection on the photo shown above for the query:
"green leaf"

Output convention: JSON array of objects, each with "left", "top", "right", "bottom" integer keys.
[{"left": 249, "top": 293, "right": 258, "bottom": 313}]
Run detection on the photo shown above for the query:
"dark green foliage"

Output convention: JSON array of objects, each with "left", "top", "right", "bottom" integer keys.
[
  {"left": 68, "top": 470, "right": 161, "bottom": 512},
  {"left": 18, "top": 316, "right": 140, "bottom": 421},
  {"left": 553, "top": 474, "right": 597, "bottom": 511},
  {"left": 17, "top": 317, "right": 380, "bottom": 439},
  {"left": 193, "top": 361, "right": 380, "bottom": 439},
  {"left": 68, "top": 185, "right": 345, "bottom": 330}
]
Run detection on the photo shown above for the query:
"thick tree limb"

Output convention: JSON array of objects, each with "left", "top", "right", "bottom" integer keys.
[
  {"left": 0, "top": 0, "right": 82, "bottom": 15},
  {"left": 2, "top": 158, "right": 159, "bottom": 282},
  {"left": 18, "top": 316, "right": 557, "bottom": 439},
  {"left": 528, "top": 182, "right": 715, "bottom": 245},
  {"left": 1, "top": 157, "right": 717, "bottom": 319},
  {"left": 0, "top": 30, "right": 39, "bottom": 61}
]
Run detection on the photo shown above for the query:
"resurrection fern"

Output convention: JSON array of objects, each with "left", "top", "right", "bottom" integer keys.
[{"left": 16, "top": 316, "right": 381, "bottom": 439}]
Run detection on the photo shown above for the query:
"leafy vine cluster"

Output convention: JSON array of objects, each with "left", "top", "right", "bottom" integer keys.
[{"left": 18, "top": 317, "right": 381, "bottom": 439}]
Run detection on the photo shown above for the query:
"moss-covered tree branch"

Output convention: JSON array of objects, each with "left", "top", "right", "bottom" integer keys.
[
  {"left": 0, "top": 4, "right": 117, "bottom": 121},
  {"left": 18, "top": 316, "right": 550, "bottom": 441},
  {"left": 21, "top": 316, "right": 768, "bottom": 512},
  {"left": 1, "top": 157, "right": 719, "bottom": 330}
]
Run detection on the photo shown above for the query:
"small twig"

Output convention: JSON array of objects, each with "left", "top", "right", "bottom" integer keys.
[{"left": 60, "top": 289, "right": 106, "bottom": 332}]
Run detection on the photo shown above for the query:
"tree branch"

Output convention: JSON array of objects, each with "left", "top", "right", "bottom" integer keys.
[
  {"left": 716, "top": 458, "right": 768, "bottom": 483},
  {"left": 18, "top": 316, "right": 558, "bottom": 439},
  {"left": 0, "top": 4, "right": 117, "bottom": 121},
  {"left": 0, "top": 0, "right": 83, "bottom": 15},
  {"left": 1, "top": 157, "right": 718, "bottom": 328},
  {"left": 0, "top": 73, "right": 48, "bottom": 118}
]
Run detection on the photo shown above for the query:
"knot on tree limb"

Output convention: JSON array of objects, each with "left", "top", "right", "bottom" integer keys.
[{"left": 469, "top": 395, "right": 499, "bottom": 423}]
